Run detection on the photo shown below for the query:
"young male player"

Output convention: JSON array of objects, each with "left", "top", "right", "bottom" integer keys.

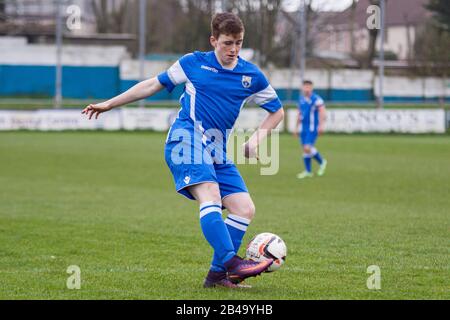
[
  {"left": 81, "top": 13, "right": 284, "bottom": 288},
  {"left": 294, "top": 80, "right": 327, "bottom": 179}
]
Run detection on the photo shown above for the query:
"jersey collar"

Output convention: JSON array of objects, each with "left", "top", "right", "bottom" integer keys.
[{"left": 208, "top": 51, "right": 244, "bottom": 72}]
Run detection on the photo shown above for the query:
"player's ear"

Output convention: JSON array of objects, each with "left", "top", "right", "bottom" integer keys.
[{"left": 210, "top": 36, "right": 217, "bottom": 48}]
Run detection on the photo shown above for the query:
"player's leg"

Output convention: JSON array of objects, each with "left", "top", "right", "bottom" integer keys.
[
  {"left": 210, "top": 163, "right": 252, "bottom": 272},
  {"left": 189, "top": 182, "right": 271, "bottom": 288},
  {"left": 187, "top": 182, "right": 239, "bottom": 288},
  {"left": 297, "top": 131, "right": 313, "bottom": 179},
  {"left": 297, "top": 142, "right": 314, "bottom": 179},
  {"left": 211, "top": 192, "right": 255, "bottom": 278},
  {"left": 222, "top": 192, "right": 254, "bottom": 256},
  {"left": 221, "top": 192, "right": 255, "bottom": 287},
  {"left": 188, "top": 183, "right": 239, "bottom": 288},
  {"left": 309, "top": 135, "right": 327, "bottom": 176},
  {"left": 313, "top": 148, "right": 327, "bottom": 176},
  {"left": 303, "top": 144, "right": 313, "bottom": 173},
  {"left": 188, "top": 181, "right": 235, "bottom": 268},
  {"left": 202, "top": 163, "right": 272, "bottom": 287},
  {"left": 208, "top": 192, "right": 254, "bottom": 275},
  {"left": 311, "top": 146, "right": 323, "bottom": 164}
]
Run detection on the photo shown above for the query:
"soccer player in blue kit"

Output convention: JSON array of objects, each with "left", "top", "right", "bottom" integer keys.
[
  {"left": 81, "top": 13, "right": 284, "bottom": 288},
  {"left": 294, "top": 80, "right": 327, "bottom": 179}
]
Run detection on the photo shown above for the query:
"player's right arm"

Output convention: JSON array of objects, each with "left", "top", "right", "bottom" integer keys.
[
  {"left": 316, "top": 97, "right": 326, "bottom": 135},
  {"left": 82, "top": 53, "right": 193, "bottom": 119},
  {"left": 318, "top": 105, "right": 326, "bottom": 135},
  {"left": 82, "top": 77, "right": 164, "bottom": 119},
  {"left": 293, "top": 109, "right": 301, "bottom": 138}
]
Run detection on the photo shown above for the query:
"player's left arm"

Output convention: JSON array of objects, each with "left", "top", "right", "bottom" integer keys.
[
  {"left": 318, "top": 104, "right": 326, "bottom": 135},
  {"left": 244, "top": 108, "right": 284, "bottom": 159},
  {"left": 243, "top": 71, "right": 284, "bottom": 159}
]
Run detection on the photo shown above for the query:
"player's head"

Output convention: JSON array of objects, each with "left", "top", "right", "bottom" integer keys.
[
  {"left": 302, "top": 80, "right": 314, "bottom": 97},
  {"left": 210, "top": 12, "right": 244, "bottom": 67}
]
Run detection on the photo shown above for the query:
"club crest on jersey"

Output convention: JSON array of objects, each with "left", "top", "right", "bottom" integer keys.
[{"left": 241, "top": 75, "right": 252, "bottom": 88}]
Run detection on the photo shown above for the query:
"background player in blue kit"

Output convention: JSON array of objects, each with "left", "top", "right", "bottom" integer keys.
[
  {"left": 294, "top": 80, "right": 327, "bottom": 179},
  {"left": 81, "top": 13, "right": 284, "bottom": 288}
]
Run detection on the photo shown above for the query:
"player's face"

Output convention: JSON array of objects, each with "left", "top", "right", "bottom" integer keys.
[
  {"left": 302, "top": 84, "right": 313, "bottom": 97},
  {"left": 210, "top": 33, "right": 244, "bottom": 67}
]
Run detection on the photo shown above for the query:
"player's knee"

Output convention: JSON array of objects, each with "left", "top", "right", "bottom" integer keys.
[
  {"left": 303, "top": 145, "right": 311, "bottom": 154},
  {"left": 235, "top": 201, "right": 255, "bottom": 220}
]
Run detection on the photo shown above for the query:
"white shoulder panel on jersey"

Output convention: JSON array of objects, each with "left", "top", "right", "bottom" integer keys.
[
  {"left": 167, "top": 60, "right": 188, "bottom": 86},
  {"left": 250, "top": 84, "right": 278, "bottom": 106},
  {"left": 315, "top": 97, "right": 324, "bottom": 107}
]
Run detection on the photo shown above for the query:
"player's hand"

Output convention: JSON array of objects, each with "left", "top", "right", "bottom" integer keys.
[
  {"left": 81, "top": 102, "right": 112, "bottom": 120},
  {"left": 318, "top": 126, "right": 325, "bottom": 136},
  {"left": 292, "top": 130, "right": 299, "bottom": 138},
  {"left": 243, "top": 142, "right": 259, "bottom": 160}
]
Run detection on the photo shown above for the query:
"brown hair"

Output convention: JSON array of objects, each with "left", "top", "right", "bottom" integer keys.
[{"left": 211, "top": 13, "right": 244, "bottom": 39}]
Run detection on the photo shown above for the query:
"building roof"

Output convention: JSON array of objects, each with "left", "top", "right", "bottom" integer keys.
[{"left": 324, "top": 0, "right": 430, "bottom": 28}]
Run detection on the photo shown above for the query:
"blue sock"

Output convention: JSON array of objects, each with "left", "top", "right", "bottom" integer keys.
[
  {"left": 303, "top": 154, "right": 312, "bottom": 172},
  {"left": 211, "top": 214, "right": 250, "bottom": 272},
  {"left": 313, "top": 152, "right": 323, "bottom": 164},
  {"left": 200, "top": 202, "right": 235, "bottom": 271},
  {"left": 312, "top": 147, "right": 323, "bottom": 165}
]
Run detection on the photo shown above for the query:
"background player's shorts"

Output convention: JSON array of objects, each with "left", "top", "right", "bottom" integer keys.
[
  {"left": 300, "top": 131, "right": 318, "bottom": 146},
  {"left": 164, "top": 139, "right": 248, "bottom": 200}
]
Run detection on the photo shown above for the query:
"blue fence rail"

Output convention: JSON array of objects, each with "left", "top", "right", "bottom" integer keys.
[{"left": 1, "top": 64, "right": 448, "bottom": 103}]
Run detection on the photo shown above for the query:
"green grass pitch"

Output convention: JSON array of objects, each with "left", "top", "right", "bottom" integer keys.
[{"left": 0, "top": 131, "right": 448, "bottom": 299}]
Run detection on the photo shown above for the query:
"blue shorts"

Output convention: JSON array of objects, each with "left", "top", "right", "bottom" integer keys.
[
  {"left": 300, "top": 131, "right": 318, "bottom": 146},
  {"left": 164, "top": 138, "right": 248, "bottom": 201}
]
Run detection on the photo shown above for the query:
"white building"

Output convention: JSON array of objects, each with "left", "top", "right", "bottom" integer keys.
[
  {"left": 314, "top": 0, "right": 430, "bottom": 61},
  {"left": 3, "top": 0, "right": 96, "bottom": 36}
]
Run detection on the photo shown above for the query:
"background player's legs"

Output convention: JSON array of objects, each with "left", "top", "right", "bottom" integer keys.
[
  {"left": 311, "top": 146, "right": 324, "bottom": 165},
  {"left": 310, "top": 146, "right": 327, "bottom": 176},
  {"left": 210, "top": 192, "right": 255, "bottom": 272},
  {"left": 297, "top": 143, "right": 314, "bottom": 179},
  {"left": 303, "top": 144, "right": 313, "bottom": 173},
  {"left": 188, "top": 182, "right": 236, "bottom": 267}
]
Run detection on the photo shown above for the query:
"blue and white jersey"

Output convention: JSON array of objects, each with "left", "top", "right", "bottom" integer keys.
[
  {"left": 298, "top": 92, "right": 325, "bottom": 133},
  {"left": 158, "top": 51, "right": 282, "bottom": 153}
]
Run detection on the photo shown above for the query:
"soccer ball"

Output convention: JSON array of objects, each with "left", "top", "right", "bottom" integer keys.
[{"left": 246, "top": 232, "right": 287, "bottom": 272}]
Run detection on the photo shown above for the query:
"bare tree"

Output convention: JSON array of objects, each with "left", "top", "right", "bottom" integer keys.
[
  {"left": 230, "top": 0, "right": 283, "bottom": 67},
  {"left": 109, "top": 0, "right": 130, "bottom": 33},
  {"left": 91, "top": 0, "right": 109, "bottom": 33},
  {"left": 174, "top": 0, "right": 214, "bottom": 52},
  {"left": 426, "top": 0, "right": 450, "bottom": 32},
  {"left": 91, "top": 0, "right": 130, "bottom": 33},
  {"left": 413, "top": 19, "right": 450, "bottom": 105},
  {"left": 0, "top": 0, "right": 5, "bottom": 23},
  {"left": 87, "top": 0, "right": 289, "bottom": 66},
  {"left": 413, "top": 20, "right": 450, "bottom": 76}
]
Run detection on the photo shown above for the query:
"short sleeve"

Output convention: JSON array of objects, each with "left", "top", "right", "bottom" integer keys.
[
  {"left": 157, "top": 53, "right": 194, "bottom": 93},
  {"left": 248, "top": 71, "right": 282, "bottom": 113},
  {"left": 315, "top": 96, "right": 325, "bottom": 108}
]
